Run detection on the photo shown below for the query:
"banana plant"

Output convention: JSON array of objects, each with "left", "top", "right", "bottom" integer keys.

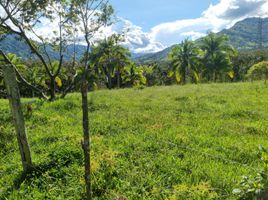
[
  {"left": 0, "top": 52, "right": 47, "bottom": 99},
  {"left": 123, "top": 63, "right": 147, "bottom": 87}
]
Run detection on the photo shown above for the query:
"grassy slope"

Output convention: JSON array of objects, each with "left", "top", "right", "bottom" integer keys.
[{"left": 1, "top": 82, "right": 268, "bottom": 199}]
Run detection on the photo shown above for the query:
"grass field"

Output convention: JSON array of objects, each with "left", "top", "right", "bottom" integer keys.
[{"left": 1, "top": 82, "right": 268, "bottom": 199}]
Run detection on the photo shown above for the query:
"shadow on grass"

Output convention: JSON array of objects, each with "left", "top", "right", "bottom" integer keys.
[{"left": 0, "top": 147, "right": 83, "bottom": 199}]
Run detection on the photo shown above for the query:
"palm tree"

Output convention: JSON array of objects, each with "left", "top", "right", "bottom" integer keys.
[
  {"left": 113, "top": 45, "right": 132, "bottom": 88},
  {"left": 200, "top": 32, "right": 234, "bottom": 82},
  {"left": 90, "top": 34, "right": 132, "bottom": 89},
  {"left": 168, "top": 39, "right": 201, "bottom": 84}
]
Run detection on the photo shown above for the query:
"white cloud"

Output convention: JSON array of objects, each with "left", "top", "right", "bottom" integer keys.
[
  {"left": 1, "top": 0, "right": 268, "bottom": 53},
  {"left": 181, "top": 31, "right": 207, "bottom": 41},
  {"left": 113, "top": 19, "right": 165, "bottom": 53},
  {"left": 106, "top": 0, "right": 268, "bottom": 53},
  {"left": 146, "top": 0, "right": 268, "bottom": 52}
]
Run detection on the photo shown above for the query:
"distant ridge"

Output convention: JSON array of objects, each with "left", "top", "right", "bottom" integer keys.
[
  {"left": 134, "top": 17, "right": 268, "bottom": 64},
  {"left": 1, "top": 17, "right": 268, "bottom": 63},
  {"left": 220, "top": 17, "right": 268, "bottom": 50},
  {"left": 0, "top": 34, "right": 86, "bottom": 61}
]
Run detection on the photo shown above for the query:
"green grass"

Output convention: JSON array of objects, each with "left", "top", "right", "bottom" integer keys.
[{"left": 1, "top": 82, "right": 268, "bottom": 199}]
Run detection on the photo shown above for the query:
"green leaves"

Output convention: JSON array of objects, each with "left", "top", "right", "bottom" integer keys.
[
  {"left": 168, "top": 39, "right": 201, "bottom": 84},
  {"left": 233, "top": 145, "right": 268, "bottom": 199},
  {"left": 247, "top": 61, "right": 268, "bottom": 83},
  {"left": 200, "top": 32, "right": 234, "bottom": 81},
  {"left": 88, "top": 34, "right": 136, "bottom": 89}
]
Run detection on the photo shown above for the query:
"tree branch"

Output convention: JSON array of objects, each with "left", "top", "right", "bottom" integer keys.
[{"left": 0, "top": 50, "right": 48, "bottom": 99}]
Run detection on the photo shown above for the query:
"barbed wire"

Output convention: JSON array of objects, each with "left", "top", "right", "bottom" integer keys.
[
  {"left": 65, "top": 93, "right": 262, "bottom": 173},
  {"left": 147, "top": 135, "right": 261, "bottom": 171}
]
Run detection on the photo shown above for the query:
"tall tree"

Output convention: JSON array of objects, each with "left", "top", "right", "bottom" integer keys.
[
  {"left": 90, "top": 34, "right": 131, "bottom": 89},
  {"left": 200, "top": 32, "right": 234, "bottom": 82},
  {"left": 69, "top": 1, "right": 113, "bottom": 199},
  {"left": 168, "top": 39, "right": 201, "bottom": 84},
  {"left": 0, "top": 0, "right": 75, "bottom": 100}
]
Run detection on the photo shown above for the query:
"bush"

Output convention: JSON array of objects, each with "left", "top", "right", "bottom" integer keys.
[{"left": 247, "top": 61, "right": 268, "bottom": 83}]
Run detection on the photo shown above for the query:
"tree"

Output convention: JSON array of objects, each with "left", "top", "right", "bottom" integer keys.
[
  {"left": 1, "top": 53, "right": 48, "bottom": 98},
  {"left": 124, "top": 63, "right": 147, "bottom": 87},
  {"left": 232, "top": 50, "right": 268, "bottom": 81},
  {"left": 90, "top": 34, "right": 132, "bottom": 89},
  {"left": 200, "top": 32, "right": 234, "bottom": 82},
  {"left": 0, "top": 0, "right": 76, "bottom": 100},
  {"left": 168, "top": 39, "right": 201, "bottom": 84},
  {"left": 247, "top": 61, "right": 268, "bottom": 84},
  {"left": 69, "top": 1, "right": 113, "bottom": 199}
]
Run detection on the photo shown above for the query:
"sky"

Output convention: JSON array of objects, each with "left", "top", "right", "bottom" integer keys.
[
  {"left": 106, "top": 0, "right": 268, "bottom": 53},
  {"left": 110, "top": 0, "right": 219, "bottom": 32},
  {"left": 1, "top": 0, "right": 268, "bottom": 54}
]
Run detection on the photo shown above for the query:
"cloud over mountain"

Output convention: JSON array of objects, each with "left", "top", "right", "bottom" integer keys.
[
  {"left": 118, "top": 0, "right": 268, "bottom": 53},
  {"left": 1, "top": 0, "right": 268, "bottom": 54}
]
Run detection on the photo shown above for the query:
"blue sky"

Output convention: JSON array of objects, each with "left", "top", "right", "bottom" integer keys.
[
  {"left": 107, "top": 0, "right": 268, "bottom": 53},
  {"left": 2, "top": 0, "right": 266, "bottom": 54},
  {"left": 110, "top": 0, "right": 219, "bottom": 32}
]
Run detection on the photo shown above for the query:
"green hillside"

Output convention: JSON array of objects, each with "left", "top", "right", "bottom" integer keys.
[
  {"left": 1, "top": 17, "right": 268, "bottom": 63},
  {"left": 134, "top": 17, "right": 268, "bottom": 64},
  {"left": 1, "top": 82, "right": 268, "bottom": 199},
  {"left": 0, "top": 35, "right": 86, "bottom": 60},
  {"left": 221, "top": 17, "right": 268, "bottom": 50}
]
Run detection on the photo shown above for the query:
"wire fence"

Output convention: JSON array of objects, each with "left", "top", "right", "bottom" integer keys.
[
  {"left": 65, "top": 92, "right": 262, "bottom": 173},
  {"left": 0, "top": 90, "right": 263, "bottom": 199}
]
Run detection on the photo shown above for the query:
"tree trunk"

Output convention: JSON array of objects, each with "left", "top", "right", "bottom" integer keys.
[
  {"left": 181, "top": 69, "right": 186, "bottom": 85},
  {"left": 213, "top": 71, "right": 217, "bottom": 82},
  {"left": 81, "top": 80, "right": 91, "bottom": 200},
  {"left": 117, "top": 70, "right": 121, "bottom": 88},
  {"left": 50, "top": 77, "right": 56, "bottom": 101},
  {"left": 2, "top": 62, "right": 33, "bottom": 173},
  {"left": 107, "top": 73, "right": 112, "bottom": 90}
]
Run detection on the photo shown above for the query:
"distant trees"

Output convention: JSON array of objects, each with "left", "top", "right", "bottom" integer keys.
[
  {"left": 168, "top": 33, "right": 236, "bottom": 84},
  {"left": 232, "top": 50, "right": 268, "bottom": 81},
  {"left": 124, "top": 63, "right": 147, "bottom": 87},
  {"left": 88, "top": 34, "right": 148, "bottom": 89}
]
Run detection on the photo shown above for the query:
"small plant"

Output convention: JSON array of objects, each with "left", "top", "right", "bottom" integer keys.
[
  {"left": 170, "top": 182, "right": 217, "bottom": 199},
  {"left": 233, "top": 145, "right": 268, "bottom": 199}
]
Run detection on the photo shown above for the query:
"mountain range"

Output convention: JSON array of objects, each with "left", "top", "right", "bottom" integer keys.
[
  {"left": 0, "top": 17, "right": 267, "bottom": 63},
  {"left": 134, "top": 17, "right": 268, "bottom": 64}
]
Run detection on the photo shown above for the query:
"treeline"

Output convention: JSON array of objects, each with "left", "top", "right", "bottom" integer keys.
[
  {"left": 159, "top": 33, "right": 268, "bottom": 85},
  {"left": 1, "top": 33, "right": 268, "bottom": 99}
]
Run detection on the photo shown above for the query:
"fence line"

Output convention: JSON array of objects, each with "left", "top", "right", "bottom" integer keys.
[{"left": 146, "top": 135, "right": 261, "bottom": 171}]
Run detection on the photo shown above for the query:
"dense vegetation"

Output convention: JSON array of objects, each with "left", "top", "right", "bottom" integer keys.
[
  {"left": 1, "top": 33, "right": 268, "bottom": 99},
  {"left": 1, "top": 17, "right": 268, "bottom": 64},
  {"left": 1, "top": 1, "right": 268, "bottom": 199},
  {"left": 1, "top": 82, "right": 268, "bottom": 199}
]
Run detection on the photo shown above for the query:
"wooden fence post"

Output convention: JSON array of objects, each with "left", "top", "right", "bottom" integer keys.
[{"left": 1, "top": 52, "right": 33, "bottom": 172}]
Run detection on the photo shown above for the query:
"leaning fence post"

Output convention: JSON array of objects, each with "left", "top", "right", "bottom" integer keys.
[{"left": 1, "top": 52, "right": 33, "bottom": 172}]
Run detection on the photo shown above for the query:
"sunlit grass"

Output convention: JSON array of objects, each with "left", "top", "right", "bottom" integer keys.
[{"left": 1, "top": 81, "right": 268, "bottom": 199}]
